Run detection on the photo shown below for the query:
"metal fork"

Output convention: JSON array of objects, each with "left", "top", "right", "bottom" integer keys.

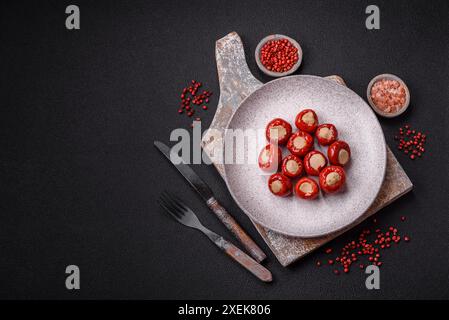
[{"left": 158, "top": 191, "right": 272, "bottom": 282}]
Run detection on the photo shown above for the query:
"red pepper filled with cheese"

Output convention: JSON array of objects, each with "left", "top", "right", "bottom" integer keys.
[
  {"left": 281, "top": 154, "right": 303, "bottom": 178},
  {"left": 287, "top": 131, "right": 314, "bottom": 157},
  {"left": 268, "top": 173, "right": 292, "bottom": 197},
  {"left": 315, "top": 124, "right": 338, "bottom": 146},
  {"left": 303, "top": 150, "right": 328, "bottom": 176},
  {"left": 319, "top": 165, "right": 346, "bottom": 193},
  {"left": 295, "top": 109, "right": 318, "bottom": 133},
  {"left": 327, "top": 140, "right": 351, "bottom": 166},
  {"left": 258, "top": 144, "right": 282, "bottom": 173},
  {"left": 265, "top": 118, "right": 292, "bottom": 145},
  {"left": 295, "top": 177, "right": 319, "bottom": 200}
]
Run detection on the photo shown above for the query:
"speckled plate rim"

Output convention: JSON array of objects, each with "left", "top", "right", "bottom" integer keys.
[{"left": 222, "top": 75, "right": 387, "bottom": 238}]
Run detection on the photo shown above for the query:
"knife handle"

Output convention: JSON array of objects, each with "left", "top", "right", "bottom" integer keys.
[
  {"left": 206, "top": 197, "right": 267, "bottom": 263},
  {"left": 220, "top": 237, "right": 272, "bottom": 282}
]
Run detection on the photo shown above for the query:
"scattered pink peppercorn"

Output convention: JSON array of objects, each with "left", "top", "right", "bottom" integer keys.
[
  {"left": 178, "top": 80, "right": 213, "bottom": 125},
  {"left": 395, "top": 124, "right": 427, "bottom": 160},
  {"left": 316, "top": 216, "right": 411, "bottom": 275}
]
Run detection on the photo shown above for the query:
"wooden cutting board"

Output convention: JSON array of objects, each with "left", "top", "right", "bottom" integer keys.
[{"left": 201, "top": 32, "right": 413, "bottom": 266}]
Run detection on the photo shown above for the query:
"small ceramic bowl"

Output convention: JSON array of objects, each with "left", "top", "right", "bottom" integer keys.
[
  {"left": 366, "top": 73, "right": 410, "bottom": 118},
  {"left": 255, "top": 34, "right": 303, "bottom": 77}
]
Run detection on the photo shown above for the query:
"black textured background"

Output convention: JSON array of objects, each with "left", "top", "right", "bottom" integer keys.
[{"left": 1, "top": 0, "right": 448, "bottom": 299}]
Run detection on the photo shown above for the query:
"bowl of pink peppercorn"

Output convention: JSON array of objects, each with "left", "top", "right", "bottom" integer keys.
[{"left": 255, "top": 34, "right": 303, "bottom": 77}]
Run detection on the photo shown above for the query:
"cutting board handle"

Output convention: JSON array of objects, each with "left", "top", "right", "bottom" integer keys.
[
  {"left": 202, "top": 32, "right": 264, "bottom": 176},
  {"left": 215, "top": 32, "right": 263, "bottom": 107}
]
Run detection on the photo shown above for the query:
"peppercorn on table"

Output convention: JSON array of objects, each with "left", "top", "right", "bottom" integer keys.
[{"left": 201, "top": 32, "right": 413, "bottom": 266}]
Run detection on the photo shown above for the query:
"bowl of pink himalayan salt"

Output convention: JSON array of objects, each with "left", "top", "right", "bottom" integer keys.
[{"left": 367, "top": 74, "right": 410, "bottom": 118}]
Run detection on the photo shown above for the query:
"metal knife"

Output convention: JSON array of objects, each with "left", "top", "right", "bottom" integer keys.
[{"left": 154, "top": 140, "right": 266, "bottom": 263}]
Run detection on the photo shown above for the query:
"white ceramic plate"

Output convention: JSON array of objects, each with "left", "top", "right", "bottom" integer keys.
[{"left": 223, "top": 75, "right": 386, "bottom": 238}]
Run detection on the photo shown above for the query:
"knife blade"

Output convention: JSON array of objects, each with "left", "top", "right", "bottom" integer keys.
[
  {"left": 154, "top": 140, "right": 267, "bottom": 263},
  {"left": 154, "top": 141, "right": 214, "bottom": 202}
]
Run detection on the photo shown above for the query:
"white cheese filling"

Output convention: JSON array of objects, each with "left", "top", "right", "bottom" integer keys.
[
  {"left": 302, "top": 111, "right": 315, "bottom": 125},
  {"left": 260, "top": 150, "right": 270, "bottom": 164},
  {"left": 271, "top": 180, "right": 283, "bottom": 193},
  {"left": 338, "top": 149, "right": 349, "bottom": 165},
  {"left": 293, "top": 136, "right": 306, "bottom": 149},
  {"left": 286, "top": 160, "right": 299, "bottom": 174},
  {"left": 309, "top": 154, "right": 325, "bottom": 170},
  {"left": 326, "top": 172, "right": 341, "bottom": 186},
  {"left": 319, "top": 127, "right": 332, "bottom": 140},
  {"left": 299, "top": 182, "right": 313, "bottom": 194},
  {"left": 270, "top": 125, "right": 287, "bottom": 140}
]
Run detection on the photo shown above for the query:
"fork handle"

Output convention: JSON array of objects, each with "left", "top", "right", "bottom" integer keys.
[
  {"left": 206, "top": 197, "right": 266, "bottom": 263},
  {"left": 209, "top": 233, "right": 272, "bottom": 283}
]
